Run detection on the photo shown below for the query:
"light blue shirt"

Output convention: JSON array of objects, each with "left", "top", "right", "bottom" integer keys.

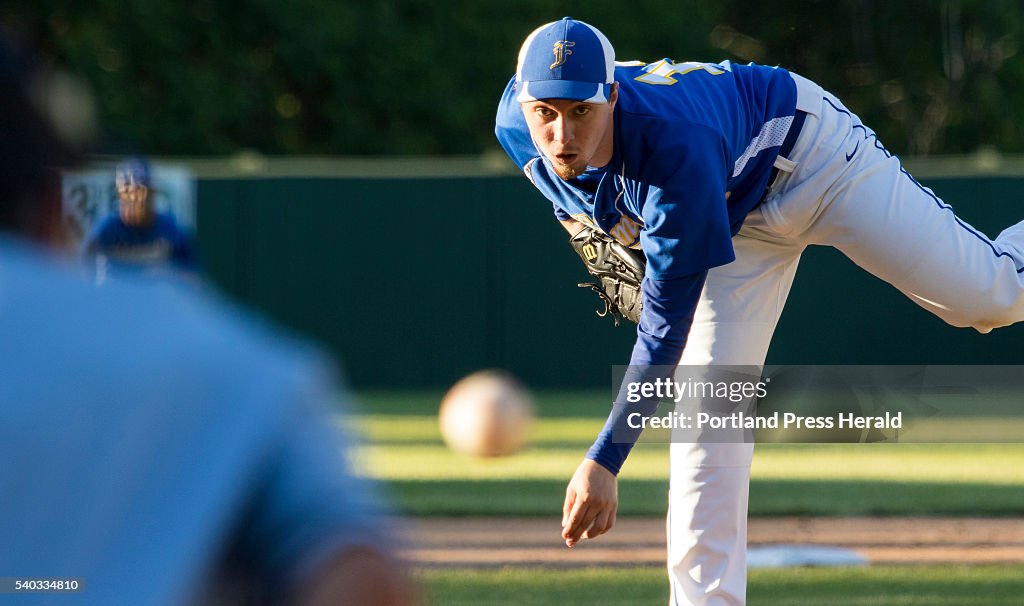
[{"left": 0, "top": 236, "right": 389, "bottom": 606}]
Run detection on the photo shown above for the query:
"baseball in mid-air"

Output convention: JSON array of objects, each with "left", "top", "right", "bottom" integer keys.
[{"left": 439, "top": 370, "right": 535, "bottom": 458}]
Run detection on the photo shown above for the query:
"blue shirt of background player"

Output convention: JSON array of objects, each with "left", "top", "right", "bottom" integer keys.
[
  {"left": 496, "top": 60, "right": 797, "bottom": 473},
  {"left": 80, "top": 211, "right": 196, "bottom": 274}
]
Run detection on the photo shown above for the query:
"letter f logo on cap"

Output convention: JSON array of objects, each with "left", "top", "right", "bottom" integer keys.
[{"left": 550, "top": 40, "right": 575, "bottom": 69}]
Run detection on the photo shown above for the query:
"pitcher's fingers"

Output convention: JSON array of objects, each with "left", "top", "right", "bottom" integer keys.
[
  {"left": 562, "top": 487, "right": 576, "bottom": 528},
  {"left": 582, "top": 507, "right": 613, "bottom": 540},
  {"left": 561, "top": 485, "right": 577, "bottom": 528},
  {"left": 561, "top": 497, "right": 588, "bottom": 541},
  {"left": 564, "top": 501, "right": 600, "bottom": 543}
]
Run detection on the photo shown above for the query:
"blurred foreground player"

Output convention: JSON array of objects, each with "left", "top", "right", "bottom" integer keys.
[
  {"left": 79, "top": 156, "right": 196, "bottom": 281},
  {"left": 0, "top": 33, "right": 415, "bottom": 606}
]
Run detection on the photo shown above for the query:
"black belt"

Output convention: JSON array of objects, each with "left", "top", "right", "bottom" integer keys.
[{"left": 764, "top": 109, "right": 808, "bottom": 193}]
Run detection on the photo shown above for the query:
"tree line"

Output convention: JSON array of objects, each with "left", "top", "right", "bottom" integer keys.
[{"left": 9, "top": 0, "right": 1023, "bottom": 157}]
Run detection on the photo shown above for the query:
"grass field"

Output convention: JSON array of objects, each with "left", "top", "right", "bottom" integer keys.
[
  {"left": 351, "top": 390, "right": 1024, "bottom": 605},
  {"left": 420, "top": 566, "right": 1024, "bottom": 606},
  {"left": 351, "top": 390, "right": 1024, "bottom": 518}
]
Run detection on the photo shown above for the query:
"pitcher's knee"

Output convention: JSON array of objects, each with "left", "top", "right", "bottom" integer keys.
[{"left": 951, "top": 298, "right": 1024, "bottom": 333}]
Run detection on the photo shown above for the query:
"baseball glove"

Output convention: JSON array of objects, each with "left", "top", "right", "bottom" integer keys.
[{"left": 569, "top": 226, "right": 646, "bottom": 326}]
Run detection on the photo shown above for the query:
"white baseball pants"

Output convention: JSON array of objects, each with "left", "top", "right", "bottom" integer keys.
[{"left": 667, "top": 73, "right": 1024, "bottom": 605}]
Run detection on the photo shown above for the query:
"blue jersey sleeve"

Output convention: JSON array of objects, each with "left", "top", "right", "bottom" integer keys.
[
  {"left": 495, "top": 77, "right": 538, "bottom": 172},
  {"left": 586, "top": 271, "right": 707, "bottom": 474}
]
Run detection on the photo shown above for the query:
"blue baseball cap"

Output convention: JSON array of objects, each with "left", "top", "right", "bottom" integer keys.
[
  {"left": 515, "top": 17, "right": 615, "bottom": 103},
  {"left": 115, "top": 156, "right": 152, "bottom": 188}
]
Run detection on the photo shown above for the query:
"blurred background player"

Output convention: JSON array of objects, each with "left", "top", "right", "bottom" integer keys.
[
  {"left": 0, "top": 30, "right": 416, "bottom": 606},
  {"left": 79, "top": 155, "right": 196, "bottom": 282}
]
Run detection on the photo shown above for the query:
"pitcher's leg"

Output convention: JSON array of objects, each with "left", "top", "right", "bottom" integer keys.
[
  {"left": 669, "top": 440, "right": 753, "bottom": 606},
  {"left": 667, "top": 230, "right": 802, "bottom": 606},
  {"left": 806, "top": 97, "right": 1024, "bottom": 333}
]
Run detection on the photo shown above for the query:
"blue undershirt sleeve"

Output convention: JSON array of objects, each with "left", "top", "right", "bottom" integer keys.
[{"left": 585, "top": 271, "right": 707, "bottom": 475}]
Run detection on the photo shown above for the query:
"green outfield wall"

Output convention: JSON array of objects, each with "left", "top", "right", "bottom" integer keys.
[{"left": 192, "top": 157, "right": 1024, "bottom": 388}]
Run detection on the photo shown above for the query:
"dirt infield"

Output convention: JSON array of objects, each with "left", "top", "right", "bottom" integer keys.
[{"left": 403, "top": 517, "right": 1024, "bottom": 568}]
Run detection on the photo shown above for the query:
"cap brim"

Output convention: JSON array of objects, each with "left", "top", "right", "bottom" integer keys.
[{"left": 516, "top": 81, "right": 611, "bottom": 103}]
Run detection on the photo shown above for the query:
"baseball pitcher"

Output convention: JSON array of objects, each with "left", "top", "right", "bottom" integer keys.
[{"left": 495, "top": 17, "right": 1024, "bottom": 605}]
